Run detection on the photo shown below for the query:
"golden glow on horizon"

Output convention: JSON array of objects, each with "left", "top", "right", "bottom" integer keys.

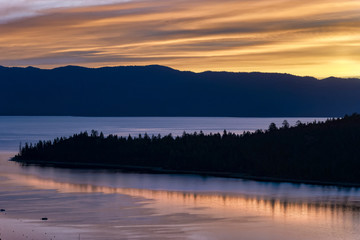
[{"left": 0, "top": 0, "right": 359, "bottom": 77}]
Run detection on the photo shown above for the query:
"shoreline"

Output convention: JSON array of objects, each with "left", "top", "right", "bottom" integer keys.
[{"left": 11, "top": 158, "right": 360, "bottom": 188}]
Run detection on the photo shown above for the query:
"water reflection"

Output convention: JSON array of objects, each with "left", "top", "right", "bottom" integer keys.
[
  {"left": 1, "top": 158, "right": 360, "bottom": 239},
  {"left": 5, "top": 173, "right": 360, "bottom": 228}
]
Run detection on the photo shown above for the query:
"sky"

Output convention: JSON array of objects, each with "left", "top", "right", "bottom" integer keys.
[{"left": 0, "top": 0, "right": 359, "bottom": 78}]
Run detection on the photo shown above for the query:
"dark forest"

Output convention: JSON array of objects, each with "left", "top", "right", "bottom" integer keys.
[{"left": 14, "top": 114, "right": 360, "bottom": 185}]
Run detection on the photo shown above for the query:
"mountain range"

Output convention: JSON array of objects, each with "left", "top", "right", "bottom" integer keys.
[{"left": 0, "top": 65, "right": 359, "bottom": 117}]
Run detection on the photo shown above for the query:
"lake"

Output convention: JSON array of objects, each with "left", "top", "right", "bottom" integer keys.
[{"left": 1, "top": 116, "right": 360, "bottom": 240}]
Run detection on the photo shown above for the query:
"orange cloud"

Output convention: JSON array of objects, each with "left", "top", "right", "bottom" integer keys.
[{"left": 0, "top": 0, "right": 359, "bottom": 77}]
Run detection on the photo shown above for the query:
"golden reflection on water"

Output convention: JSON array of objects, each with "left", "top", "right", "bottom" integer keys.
[{"left": 4, "top": 173, "right": 359, "bottom": 229}]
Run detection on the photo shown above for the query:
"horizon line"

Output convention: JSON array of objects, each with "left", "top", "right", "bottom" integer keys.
[{"left": 1, "top": 64, "right": 359, "bottom": 80}]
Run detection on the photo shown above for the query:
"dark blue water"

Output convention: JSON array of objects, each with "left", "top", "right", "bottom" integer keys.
[{"left": 1, "top": 116, "right": 359, "bottom": 240}]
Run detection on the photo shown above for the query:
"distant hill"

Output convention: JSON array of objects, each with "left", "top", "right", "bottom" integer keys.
[{"left": 0, "top": 65, "right": 359, "bottom": 117}]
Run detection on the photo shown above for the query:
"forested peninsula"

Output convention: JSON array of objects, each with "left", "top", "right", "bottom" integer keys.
[{"left": 13, "top": 114, "right": 360, "bottom": 186}]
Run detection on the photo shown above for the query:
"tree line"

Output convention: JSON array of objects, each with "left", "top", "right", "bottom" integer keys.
[{"left": 14, "top": 113, "right": 360, "bottom": 184}]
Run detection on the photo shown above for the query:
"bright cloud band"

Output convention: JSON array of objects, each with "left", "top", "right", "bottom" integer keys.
[{"left": 0, "top": 0, "right": 359, "bottom": 77}]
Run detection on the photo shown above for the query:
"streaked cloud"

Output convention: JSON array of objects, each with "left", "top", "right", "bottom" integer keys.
[
  {"left": 0, "top": 0, "right": 359, "bottom": 77},
  {"left": 0, "top": 0, "right": 128, "bottom": 23}
]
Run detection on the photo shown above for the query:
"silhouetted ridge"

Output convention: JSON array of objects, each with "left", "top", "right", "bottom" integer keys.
[
  {"left": 0, "top": 65, "right": 359, "bottom": 117},
  {"left": 13, "top": 114, "right": 360, "bottom": 185},
  {"left": 53, "top": 65, "right": 88, "bottom": 71}
]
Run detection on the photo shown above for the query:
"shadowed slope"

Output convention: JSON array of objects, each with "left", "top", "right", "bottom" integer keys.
[{"left": 0, "top": 65, "right": 359, "bottom": 116}]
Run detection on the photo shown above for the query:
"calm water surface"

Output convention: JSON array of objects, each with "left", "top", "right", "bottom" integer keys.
[{"left": 1, "top": 116, "right": 359, "bottom": 240}]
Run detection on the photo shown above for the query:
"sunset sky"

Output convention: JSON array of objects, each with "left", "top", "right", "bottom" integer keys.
[{"left": 0, "top": 0, "right": 359, "bottom": 78}]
